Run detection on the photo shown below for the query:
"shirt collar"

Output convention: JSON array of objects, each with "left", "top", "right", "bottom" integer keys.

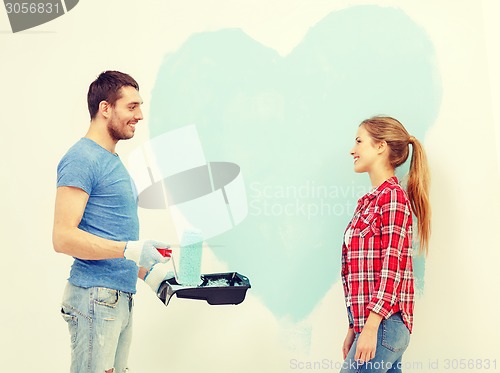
[{"left": 358, "top": 176, "right": 399, "bottom": 206}]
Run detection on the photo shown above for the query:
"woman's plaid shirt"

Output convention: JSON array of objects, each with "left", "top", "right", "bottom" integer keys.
[{"left": 341, "top": 176, "right": 414, "bottom": 333}]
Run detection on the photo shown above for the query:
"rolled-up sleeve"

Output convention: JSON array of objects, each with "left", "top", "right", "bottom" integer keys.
[{"left": 367, "top": 188, "right": 411, "bottom": 317}]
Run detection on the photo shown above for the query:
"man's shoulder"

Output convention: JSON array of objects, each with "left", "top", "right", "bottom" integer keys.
[
  {"left": 58, "top": 138, "right": 103, "bottom": 175},
  {"left": 60, "top": 138, "right": 107, "bottom": 165},
  {"left": 64, "top": 138, "right": 96, "bottom": 156}
]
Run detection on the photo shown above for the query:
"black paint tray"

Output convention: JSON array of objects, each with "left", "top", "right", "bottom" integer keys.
[{"left": 157, "top": 272, "right": 251, "bottom": 306}]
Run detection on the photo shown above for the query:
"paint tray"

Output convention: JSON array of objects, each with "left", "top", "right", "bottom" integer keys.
[{"left": 157, "top": 272, "right": 251, "bottom": 306}]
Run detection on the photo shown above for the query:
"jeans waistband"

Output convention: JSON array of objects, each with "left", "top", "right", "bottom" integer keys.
[{"left": 117, "top": 290, "right": 133, "bottom": 298}]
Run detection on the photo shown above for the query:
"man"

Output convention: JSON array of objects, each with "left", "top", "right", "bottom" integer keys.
[{"left": 53, "top": 70, "right": 169, "bottom": 373}]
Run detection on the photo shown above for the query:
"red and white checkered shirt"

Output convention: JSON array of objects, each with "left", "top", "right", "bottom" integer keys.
[{"left": 341, "top": 176, "right": 414, "bottom": 333}]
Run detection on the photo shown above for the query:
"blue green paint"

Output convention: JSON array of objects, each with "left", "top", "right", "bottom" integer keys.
[{"left": 148, "top": 5, "right": 441, "bottom": 320}]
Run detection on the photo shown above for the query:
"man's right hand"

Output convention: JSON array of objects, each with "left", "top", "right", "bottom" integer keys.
[
  {"left": 124, "top": 240, "right": 169, "bottom": 269},
  {"left": 144, "top": 262, "right": 174, "bottom": 294}
]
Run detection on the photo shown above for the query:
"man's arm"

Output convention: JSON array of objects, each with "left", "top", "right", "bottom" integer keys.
[{"left": 52, "top": 186, "right": 126, "bottom": 260}]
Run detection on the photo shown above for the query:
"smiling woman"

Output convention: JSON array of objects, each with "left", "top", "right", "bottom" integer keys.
[
  {"left": 357, "top": 116, "right": 431, "bottom": 254},
  {"left": 341, "top": 116, "right": 431, "bottom": 373}
]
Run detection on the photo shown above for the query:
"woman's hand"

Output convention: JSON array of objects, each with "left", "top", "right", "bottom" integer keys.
[
  {"left": 342, "top": 327, "right": 356, "bottom": 360},
  {"left": 354, "top": 325, "right": 378, "bottom": 362},
  {"left": 354, "top": 311, "right": 383, "bottom": 363}
]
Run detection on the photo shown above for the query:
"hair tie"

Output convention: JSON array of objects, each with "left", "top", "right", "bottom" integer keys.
[{"left": 408, "top": 136, "right": 416, "bottom": 143}]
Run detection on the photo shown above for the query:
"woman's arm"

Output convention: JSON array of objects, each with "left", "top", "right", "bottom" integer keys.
[
  {"left": 354, "top": 311, "right": 383, "bottom": 362},
  {"left": 356, "top": 188, "right": 411, "bottom": 362},
  {"left": 367, "top": 188, "right": 411, "bottom": 316}
]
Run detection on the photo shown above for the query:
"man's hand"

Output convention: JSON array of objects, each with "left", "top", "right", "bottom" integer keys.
[
  {"left": 124, "top": 240, "right": 169, "bottom": 269},
  {"left": 138, "top": 267, "right": 149, "bottom": 280},
  {"left": 144, "top": 262, "right": 174, "bottom": 293}
]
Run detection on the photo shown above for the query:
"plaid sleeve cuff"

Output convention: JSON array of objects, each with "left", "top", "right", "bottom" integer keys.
[{"left": 366, "top": 299, "right": 391, "bottom": 319}]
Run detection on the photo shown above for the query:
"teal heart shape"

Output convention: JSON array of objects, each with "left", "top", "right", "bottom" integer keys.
[{"left": 148, "top": 5, "right": 441, "bottom": 320}]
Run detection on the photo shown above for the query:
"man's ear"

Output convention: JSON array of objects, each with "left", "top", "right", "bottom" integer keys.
[{"left": 99, "top": 101, "right": 111, "bottom": 118}]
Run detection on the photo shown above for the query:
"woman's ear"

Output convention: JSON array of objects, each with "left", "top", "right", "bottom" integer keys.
[{"left": 377, "top": 140, "right": 388, "bottom": 155}]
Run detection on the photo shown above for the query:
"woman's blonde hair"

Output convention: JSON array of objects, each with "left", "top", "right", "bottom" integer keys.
[{"left": 360, "top": 116, "right": 431, "bottom": 254}]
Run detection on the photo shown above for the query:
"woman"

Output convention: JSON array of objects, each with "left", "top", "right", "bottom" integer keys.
[{"left": 340, "top": 116, "right": 431, "bottom": 373}]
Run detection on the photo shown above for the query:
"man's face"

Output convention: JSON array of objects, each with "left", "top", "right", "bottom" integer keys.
[{"left": 107, "top": 86, "right": 143, "bottom": 141}]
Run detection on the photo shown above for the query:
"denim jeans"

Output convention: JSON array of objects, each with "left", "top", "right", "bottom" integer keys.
[
  {"left": 340, "top": 309, "right": 410, "bottom": 373},
  {"left": 60, "top": 282, "right": 134, "bottom": 373}
]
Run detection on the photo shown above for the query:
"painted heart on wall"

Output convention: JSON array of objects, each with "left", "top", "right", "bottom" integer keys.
[{"left": 147, "top": 5, "right": 441, "bottom": 321}]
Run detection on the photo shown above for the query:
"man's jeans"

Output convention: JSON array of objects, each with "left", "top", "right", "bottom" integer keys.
[
  {"left": 60, "top": 282, "right": 134, "bottom": 373},
  {"left": 340, "top": 309, "right": 410, "bottom": 373}
]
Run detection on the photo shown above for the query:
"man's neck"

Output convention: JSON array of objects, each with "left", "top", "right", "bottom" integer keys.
[{"left": 85, "top": 121, "right": 118, "bottom": 154}]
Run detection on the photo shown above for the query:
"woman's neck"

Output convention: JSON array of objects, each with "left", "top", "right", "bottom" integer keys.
[{"left": 369, "top": 168, "right": 395, "bottom": 189}]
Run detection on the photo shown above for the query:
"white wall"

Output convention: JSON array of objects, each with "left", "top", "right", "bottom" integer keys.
[{"left": 0, "top": 0, "right": 498, "bottom": 371}]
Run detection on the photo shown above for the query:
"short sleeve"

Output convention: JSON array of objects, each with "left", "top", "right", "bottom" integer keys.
[{"left": 57, "top": 148, "right": 96, "bottom": 195}]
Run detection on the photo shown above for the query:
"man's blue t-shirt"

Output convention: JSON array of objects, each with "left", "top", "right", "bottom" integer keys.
[{"left": 57, "top": 138, "right": 140, "bottom": 293}]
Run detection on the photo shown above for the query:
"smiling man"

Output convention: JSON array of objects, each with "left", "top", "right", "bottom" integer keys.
[{"left": 53, "top": 71, "right": 169, "bottom": 373}]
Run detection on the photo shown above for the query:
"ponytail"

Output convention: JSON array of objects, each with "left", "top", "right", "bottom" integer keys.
[
  {"left": 361, "top": 116, "right": 431, "bottom": 255},
  {"left": 407, "top": 137, "right": 431, "bottom": 255}
]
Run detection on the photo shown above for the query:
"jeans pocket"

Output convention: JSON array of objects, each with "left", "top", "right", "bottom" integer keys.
[
  {"left": 381, "top": 318, "right": 410, "bottom": 352},
  {"left": 60, "top": 307, "right": 78, "bottom": 348},
  {"left": 94, "top": 287, "right": 119, "bottom": 308}
]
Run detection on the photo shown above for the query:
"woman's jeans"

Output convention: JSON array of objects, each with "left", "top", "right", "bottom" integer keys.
[
  {"left": 340, "top": 309, "right": 410, "bottom": 373},
  {"left": 60, "top": 282, "right": 134, "bottom": 373}
]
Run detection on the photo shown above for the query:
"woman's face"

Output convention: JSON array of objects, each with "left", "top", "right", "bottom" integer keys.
[{"left": 350, "top": 125, "right": 380, "bottom": 173}]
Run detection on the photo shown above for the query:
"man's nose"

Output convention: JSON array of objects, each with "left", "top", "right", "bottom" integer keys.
[{"left": 135, "top": 108, "right": 144, "bottom": 121}]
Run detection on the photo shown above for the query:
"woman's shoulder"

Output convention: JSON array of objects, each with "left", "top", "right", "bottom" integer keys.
[{"left": 377, "top": 181, "right": 409, "bottom": 205}]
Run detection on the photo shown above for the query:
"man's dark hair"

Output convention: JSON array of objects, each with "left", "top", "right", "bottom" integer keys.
[{"left": 87, "top": 70, "right": 139, "bottom": 119}]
